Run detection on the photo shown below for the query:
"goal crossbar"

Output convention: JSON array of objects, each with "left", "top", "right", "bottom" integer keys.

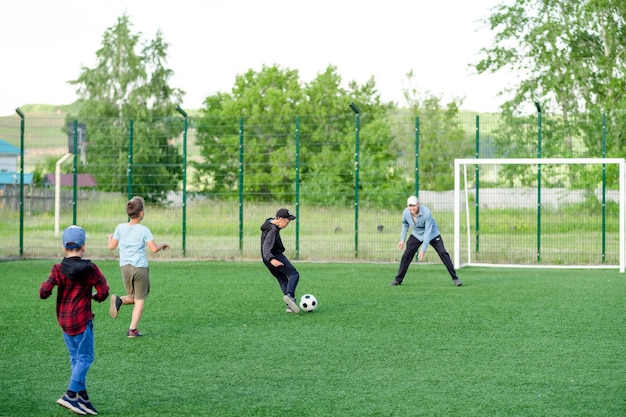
[{"left": 453, "top": 158, "right": 626, "bottom": 273}]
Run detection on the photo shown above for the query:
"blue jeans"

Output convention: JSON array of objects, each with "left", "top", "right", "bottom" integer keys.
[{"left": 62, "top": 321, "right": 94, "bottom": 392}]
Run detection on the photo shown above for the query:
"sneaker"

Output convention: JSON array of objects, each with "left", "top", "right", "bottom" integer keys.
[
  {"left": 282, "top": 294, "right": 300, "bottom": 313},
  {"left": 285, "top": 307, "right": 294, "bottom": 313},
  {"left": 57, "top": 393, "right": 87, "bottom": 415},
  {"left": 389, "top": 280, "right": 401, "bottom": 286},
  {"left": 453, "top": 278, "right": 463, "bottom": 286},
  {"left": 109, "top": 295, "right": 122, "bottom": 319},
  {"left": 127, "top": 328, "right": 143, "bottom": 338},
  {"left": 77, "top": 395, "right": 98, "bottom": 415}
]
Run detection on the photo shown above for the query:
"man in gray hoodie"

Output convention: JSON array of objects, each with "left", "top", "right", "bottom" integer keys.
[{"left": 260, "top": 208, "right": 301, "bottom": 313}]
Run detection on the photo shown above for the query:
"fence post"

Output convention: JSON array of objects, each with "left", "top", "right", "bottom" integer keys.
[
  {"left": 535, "top": 101, "right": 542, "bottom": 262},
  {"left": 601, "top": 112, "right": 607, "bottom": 262},
  {"left": 177, "top": 106, "right": 188, "bottom": 257},
  {"left": 238, "top": 118, "right": 244, "bottom": 253},
  {"left": 295, "top": 116, "right": 301, "bottom": 260},
  {"left": 16, "top": 108, "right": 25, "bottom": 256},
  {"left": 415, "top": 117, "right": 419, "bottom": 197},
  {"left": 414, "top": 116, "right": 420, "bottom": 263},
  {"left": 475, "top": 115, "right": 480, "bottom": 254},
  {"left": 350, "top": 102, "right": 361, "bottom": 258},
  {"left": 72, "top": 120, "right": 78, "bottom": 225},
  {"left": 126, "top": 119, "right": 134, "bottom": 201}
]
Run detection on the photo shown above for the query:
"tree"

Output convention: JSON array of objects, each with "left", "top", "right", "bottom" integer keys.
[
  {"left": 68, "top": 14, "right": 184, "bottom": 201},
  {"left": 401, "top": 70, "right": 472, "bottom": 191},
  {"left": 194, "top": 65, "right": 303, "bottom": 200},
  {"left": 298, "top": 67, "right": 399, "bottom": 206},
  {"left": 475, "top": 0, "right": 626, "bottom": 114},
  {"left": 194, "top": 64, "right": 399, "bottom": 205},
  {"left": 474, "top": 0, "right": 626, "bottom": 189}
]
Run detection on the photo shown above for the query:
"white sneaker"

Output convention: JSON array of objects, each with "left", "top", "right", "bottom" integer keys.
[{"left": 282, "top": 295, "right": 300, "bottom": 313}]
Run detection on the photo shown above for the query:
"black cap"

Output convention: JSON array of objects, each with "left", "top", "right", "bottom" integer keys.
[{"left": 275, "top": 208, "right": 296, "bottom": 220}]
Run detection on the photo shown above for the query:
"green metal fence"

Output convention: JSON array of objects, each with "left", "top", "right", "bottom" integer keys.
[{"left": 0, "top": 110, "right": 623, "bottom": 266}]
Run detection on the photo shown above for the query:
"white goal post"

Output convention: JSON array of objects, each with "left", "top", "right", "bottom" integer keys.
[{"left": 454, "top": 158, "right": 625, "bottom": 273}]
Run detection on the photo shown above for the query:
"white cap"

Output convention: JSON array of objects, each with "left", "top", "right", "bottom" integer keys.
[{"left": 407, "top": 196, "right": 419, "bottom": 206}]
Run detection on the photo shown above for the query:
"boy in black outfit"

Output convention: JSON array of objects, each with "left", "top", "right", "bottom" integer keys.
[{"left": 260, "top": 208, "right": 301, "bottom": 313}]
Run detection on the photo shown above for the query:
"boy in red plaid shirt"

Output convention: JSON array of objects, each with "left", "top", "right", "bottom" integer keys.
[{"left": 40, "top": 226, "right": 110, "bottom": 415}]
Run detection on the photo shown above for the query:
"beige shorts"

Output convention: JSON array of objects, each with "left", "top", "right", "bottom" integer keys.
[{"left": 121, "top": 265, "right": 150, "bottom": 300}]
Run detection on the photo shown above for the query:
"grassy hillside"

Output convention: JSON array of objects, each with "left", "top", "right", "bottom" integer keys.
[{"left": 4, "top": 101, "right": 204, "bottom": 118}]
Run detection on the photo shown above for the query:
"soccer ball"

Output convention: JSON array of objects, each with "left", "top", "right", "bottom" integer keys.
[{"left": 299, "top": 294, "right": 318, "bottom": 312}]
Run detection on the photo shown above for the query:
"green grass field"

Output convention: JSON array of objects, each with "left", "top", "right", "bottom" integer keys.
[{"left": 1, "top": 260, "right": 624, "bottom": 416}]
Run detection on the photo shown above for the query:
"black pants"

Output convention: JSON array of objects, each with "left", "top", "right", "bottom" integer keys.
[
  {"left": 395, "top": 234, "right": 458, "bottom": 283},
  {"left": 262, "top": 253, "right": 300, "bottom": 297}
]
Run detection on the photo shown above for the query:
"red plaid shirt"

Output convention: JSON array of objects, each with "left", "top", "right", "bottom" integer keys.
[{"left": 40, "top": 257, "right": 109, "bottom": 336}]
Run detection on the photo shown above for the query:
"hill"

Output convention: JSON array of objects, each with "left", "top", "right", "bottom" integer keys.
[{"left": 8, "top": 102, "right": 203, "bottom": 118}]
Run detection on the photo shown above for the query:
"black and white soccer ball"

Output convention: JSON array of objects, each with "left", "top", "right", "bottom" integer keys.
[{"left": 299, "top": 294, "right": 318, "bottom": 312}]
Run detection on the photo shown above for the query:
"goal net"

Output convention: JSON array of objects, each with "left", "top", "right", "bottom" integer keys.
[{"left": 454, "top": 158, "right": 625, "bottom": 273}]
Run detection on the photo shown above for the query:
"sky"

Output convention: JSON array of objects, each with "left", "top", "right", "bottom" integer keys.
[{"left": 1, "top": 0, "right": 514, "bottom": 116}]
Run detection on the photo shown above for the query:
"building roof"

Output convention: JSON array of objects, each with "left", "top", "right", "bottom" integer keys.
[
  {"left": 0, "top": 172, "right": 33, "bottom": 185},
  {"left": 0, "top": 139, "right": 20, "bottom": 156},
  {"left": 43, "top": 173, "right": 97, "bottom": 187}
]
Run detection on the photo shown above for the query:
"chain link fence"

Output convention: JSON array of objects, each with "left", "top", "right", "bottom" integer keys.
[{"left": 0, "top": 110, "right": 623, "bottom": 266}]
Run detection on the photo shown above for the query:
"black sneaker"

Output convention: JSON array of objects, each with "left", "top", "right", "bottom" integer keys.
[
  {"left": 282, "top": 295, "right": 300, "bottom": 313},
  {"left": 109, "top": 295, "right": 122, "bottom": 319},
  {"left": 389, "top": 280, "right": 401, "bottom": 286},
  {"left": 57, "top": 393, "right": 87, "bottom": 415},
  {"left": 453, "top": 279, "right": 463, "bottom": 286},
  {"left": 77, "top": 395, "right": 98, "bottom": 415}
]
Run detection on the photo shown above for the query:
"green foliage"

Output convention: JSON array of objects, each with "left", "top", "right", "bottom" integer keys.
[
  {"left": 475, "top": 0, "right": 626, "bottom": 113},
  {"left": 402, "top": 71, "right": 473, "bottom": 190},
  {"left": 2, "top": 261, "right": 624, "bottom": 416},
  {"left": 486, "top": 110, "right": 624, "bottom": 191},
  {"left": 31, "top": 156, "right": 71, "bottom": 186},
  {"left": 474, "top": 0, "right": 626, "bottom": 193},
  {"left": 194, "top": 65, "right": 401, "bottom": 204},
  {"left": 67, "top": 14, "right": 184, "bottom": 202}
]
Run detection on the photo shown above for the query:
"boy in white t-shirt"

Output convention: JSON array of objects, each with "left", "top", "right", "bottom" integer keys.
[{"left": 107, "top": 196, "right": 169, "bottom": 337}]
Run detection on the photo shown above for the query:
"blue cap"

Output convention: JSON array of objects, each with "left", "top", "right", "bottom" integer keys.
[{"left": 62, "top": 225, "right": 87, "bottom": 249}]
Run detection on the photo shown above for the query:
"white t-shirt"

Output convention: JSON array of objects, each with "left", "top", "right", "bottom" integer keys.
[{"left": 113, "top": 223, "right": 154, "bottom": 268}]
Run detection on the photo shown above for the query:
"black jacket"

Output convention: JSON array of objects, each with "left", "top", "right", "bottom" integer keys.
[{"left": 260, "top": 218, "right": 284, "bottom": 262}]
